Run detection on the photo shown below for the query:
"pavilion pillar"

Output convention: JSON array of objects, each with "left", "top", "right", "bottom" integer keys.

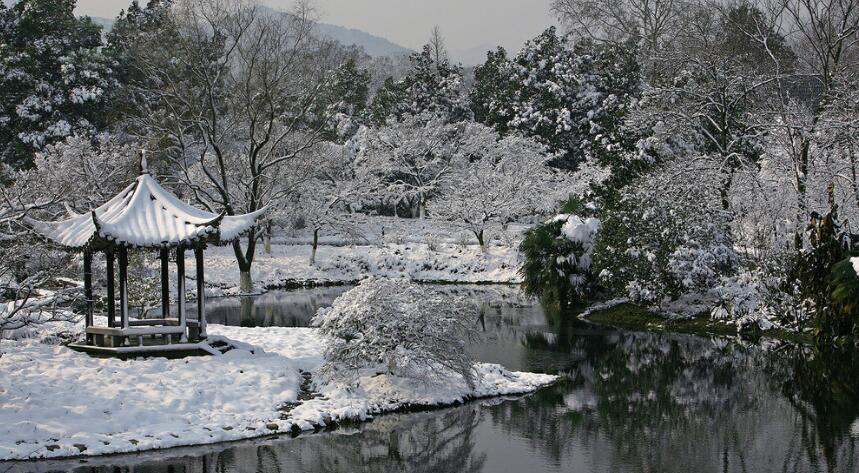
[
  {"left": 119, "top": 247, "right": 129, "bottom": 330},
  {"left": 160, "top": 248, "right": 170, "bottom": 320},
  {"left": 83, "top": 249, "right": 93, "bottom": 345},
  {"left": 106, "top": 250, "right": 116, "bottom": 327},
  {"left": 195, "top": 245, "right": 207, "bottom": 339},
  {"left": 177, "top": 247, "right": 187, "bottom": 342}
]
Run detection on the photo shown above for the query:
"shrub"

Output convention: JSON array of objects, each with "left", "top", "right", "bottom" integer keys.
[
  {"left": 312, "top": 278, "right": 481, "bottom": 387},
  {"left": 592, "top": 163, "right": 737, "bottom": 307},
  {"left": 824, "top": 257, "right": 859, "bottom": 341},
  {"left": 519, "top": 213, "right": 600, "bottom": 306}
]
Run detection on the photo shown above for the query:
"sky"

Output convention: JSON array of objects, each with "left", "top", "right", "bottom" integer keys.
[{"left": 74, "top": 0, "right": 557, "bottom": 55}]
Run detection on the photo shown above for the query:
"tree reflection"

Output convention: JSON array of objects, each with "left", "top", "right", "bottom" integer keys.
[
  {"left": 510, "top": 318, "right": 859, "bottom": 473},
  {"left": 9, "top": 291, "right": 859, "bottom": 473},
  {"left": 765, "top": 344, "right": 859, "bottom": 471},
  {"left": 289, "top": 406, "right": 486, "bottom": 473}
]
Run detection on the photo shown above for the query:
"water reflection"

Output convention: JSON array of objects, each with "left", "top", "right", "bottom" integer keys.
[
  {"left": 205, "top": 286, "right": 353, "bottom": 327},
  {"left": 6, "top": 286, "right": 859, "bottom": 473}
]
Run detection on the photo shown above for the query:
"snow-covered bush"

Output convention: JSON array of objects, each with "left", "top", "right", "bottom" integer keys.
[
  {"left": 710, "top": 272, "right": 776, "bottom": 333},
  {"left": 1, "top": 266, "right": 80, "bottom": 342},
  {"left": 519, "top": 197, "right": 602, "bottom": 305},
  {"left": 312, "top": 278, "right": 481, "bottom": 387},
  {"left": 593, "top": 159, "right": 738, "bottom": 307}
]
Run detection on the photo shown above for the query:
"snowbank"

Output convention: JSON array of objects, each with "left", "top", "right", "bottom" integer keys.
[
  {"left": 0, "top": 338, "right": 301, "bottom": 460},
  {"left": 196, "top": 242, "right": 521, "bottom": 290},
  {"left": 0, "top": 324, "right": 556, "bottom": 461}
]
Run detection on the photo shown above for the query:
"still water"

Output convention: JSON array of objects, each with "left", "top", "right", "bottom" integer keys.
[{"left": 8, "top": 285, "right": 859, "bottom": 473}]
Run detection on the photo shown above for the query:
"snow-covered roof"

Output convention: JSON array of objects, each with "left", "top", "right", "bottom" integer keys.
[{"left": 27, "top": 170, "right": 265, "bottom": 250}]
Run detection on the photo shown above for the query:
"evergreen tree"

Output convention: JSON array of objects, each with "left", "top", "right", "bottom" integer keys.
[
  {"left": 104, "top": 0, "right": 179, "bottom": 129},
  {"left": 321, "top": 58, "right": 371, "bottom": 140},
  {"left": 470, "top": 27, "right": 641, "bottom": 170},
  {"left": 367, "top": 77, "right": 407, "bottom": 124},
  {"left": 368, "top": 44, "right": 471, "bottom": 124},
  {"left": 470, "top": 47, "right": 513, "bottom": 133},
  {"left": 0, "top": 0, "right": 115, "bottom": 169},
  {"left": 719, "top": 3, "right": 796, "bottom": 75}
]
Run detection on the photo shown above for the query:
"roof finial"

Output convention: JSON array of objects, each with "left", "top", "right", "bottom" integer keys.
[{"left": 141, "top": 149, "right": 149, "bottom": 175}]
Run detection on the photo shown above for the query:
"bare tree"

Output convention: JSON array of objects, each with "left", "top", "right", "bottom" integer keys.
[
  {"left": 551, "top": 0, "right": 695, "bottom": 79},
  {"left": 127, "top": 0, "right": 344, "bottom": 291},
  {"left": 746, "top": 0, "right": 859, "bottom": 248},
  {"left": 1, "top": 266, "right": 81, "bottom": 341},
  {"left": 428, "top": 25, "right": 449, "bottom": 70}
]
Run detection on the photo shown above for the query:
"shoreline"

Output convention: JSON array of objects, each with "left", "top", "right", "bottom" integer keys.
[
  {"left": 0, "top": 324, "right": 556, "bottom": 463},
  {"left": 0, "top": 382, "right": 557, "bottom": 467},
  {"left": 581, "top": 302, "right": 816, "bottom": 346}
]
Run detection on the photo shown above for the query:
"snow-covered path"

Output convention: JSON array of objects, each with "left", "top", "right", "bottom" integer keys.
[{"left": 0, "top": 324, "right": 556, "bottom": 461}]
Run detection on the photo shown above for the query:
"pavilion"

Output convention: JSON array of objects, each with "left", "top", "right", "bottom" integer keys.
[{"left": 26, "top": 155, "right": 265, "bottom": 355}]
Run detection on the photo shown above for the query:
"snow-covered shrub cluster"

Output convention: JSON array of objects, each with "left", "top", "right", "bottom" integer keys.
[
  {"left": 312, "top": 278, "right": 481, "bottom": 387},
  {"left": 318, "top": 246, "right": 515, "bottom": 281},
  {"left": 593, "top": 160, "right": 738, "bottom": 310}
]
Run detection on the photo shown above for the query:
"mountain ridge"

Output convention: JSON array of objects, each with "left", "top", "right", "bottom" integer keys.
[{"left": 83, "top": 8, "right": 413, "bottom": 59}]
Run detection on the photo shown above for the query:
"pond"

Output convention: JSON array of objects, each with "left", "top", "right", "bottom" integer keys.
[{"left": 8, "top": 285, "right": 859, "bottom": 473}]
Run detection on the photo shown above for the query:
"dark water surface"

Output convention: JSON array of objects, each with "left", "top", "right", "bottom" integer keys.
[{"left": 7, "top": 286, "right": 859, "bottom": 473}]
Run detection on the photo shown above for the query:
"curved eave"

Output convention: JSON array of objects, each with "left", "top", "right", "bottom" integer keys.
[
  {"left": 216, "top": 207, "right": 268, "bottom": 243},
  {"left": 27, "top": 207, "right": 267, "bottom": 251},
  {"left": 24, "top": 215, "right": 96, "bottom": 250}
]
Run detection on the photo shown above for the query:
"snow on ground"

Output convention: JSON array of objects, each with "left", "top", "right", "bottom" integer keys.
[
  {"left": 0, "top": 323, "right": 556, "bottom": 461},
  {"left": 197, "top": 242, "right": 522, "bottom": 291},
  {"left": 276, "top": 215, "right": 531, "bottom": 248},
  {"left": 0, "top": 338, "right": 301, "bottom": 460}
]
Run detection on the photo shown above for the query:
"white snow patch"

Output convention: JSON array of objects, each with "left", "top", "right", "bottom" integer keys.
[
  {"left": 0, "top": 338, "right": 300, "bottom": 460},
  {"left": 194, "top": 242, "right": 522, "bottom": 290},
  {"left": 850, "top": 257, "right": 859, "bottom": 278}
]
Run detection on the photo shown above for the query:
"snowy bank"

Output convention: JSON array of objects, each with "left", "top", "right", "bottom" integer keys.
[
  {"left": 195, "top": 242, "right": 522, "bottom": 291},
  {"left": 0, "top": 324, "right": 556, "bottom": 461}
]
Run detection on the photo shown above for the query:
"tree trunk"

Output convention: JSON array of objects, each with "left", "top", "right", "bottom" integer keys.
[
  {"left": 233, "top": 233, "right": 257, "bottom": 293},
  {"left": 795, "top": 139, "right": 811, "bottom": 250},
  {"left": 310, "top": 228, "right": 319, "bottom": 266},
  {"left": 418, "top": 194, "right": 426, "bottom": 219},
  {"left": 474, "top": 229, "right": 486, "bottom": 252},
  {"left": 264, "top": 221, "right": 272, "bottom": 255},
  {"left": 720, "top": 168, "right": 734, "bottom": 213},
  {"left": 240, "top": 271, "right": 253, "bottom": 293}
]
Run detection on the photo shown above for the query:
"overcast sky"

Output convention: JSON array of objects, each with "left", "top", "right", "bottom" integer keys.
[{"left": 74, "top": 0, "right": 556, "bottom": 54}]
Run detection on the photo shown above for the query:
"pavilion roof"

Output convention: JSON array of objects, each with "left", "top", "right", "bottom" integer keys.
[{"left": 26, "top": 170, "right": 265, "bottom": 250}]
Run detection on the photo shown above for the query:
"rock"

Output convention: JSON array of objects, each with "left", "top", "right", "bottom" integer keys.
[
  {"left": 46, "top": 445, "right": 60, "bottom": 452},
  {"left": 73, "top": 444, "right": 87, "bottom": 453},
  {"left": 265, "top": 423, "right": 279, "bottom": 431}
]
